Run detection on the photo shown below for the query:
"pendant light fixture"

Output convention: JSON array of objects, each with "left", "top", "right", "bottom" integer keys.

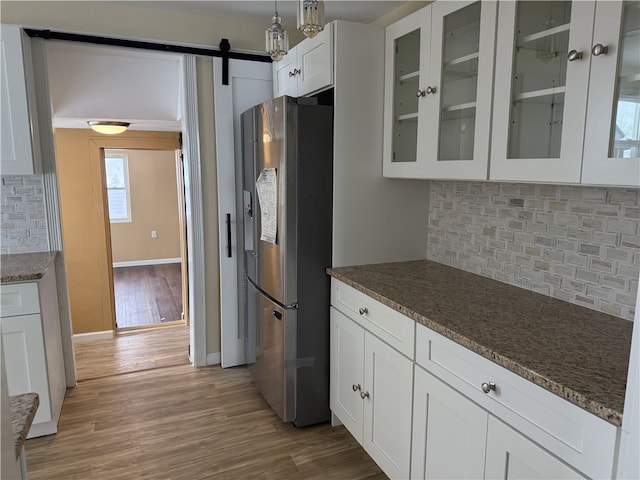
[
  {"left": 297, "top": 0, "right": 325, "bottom": 38},
  {"left": 88, "top": 121, "right": 130, "bottom": 135},
  {"left": 265, "top": 0, "right": 289, "bottom": 62}
]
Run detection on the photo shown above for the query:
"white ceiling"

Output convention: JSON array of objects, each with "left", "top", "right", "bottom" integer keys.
[
  {"left": 122, "top": 1, "right": 406, "bottom": 26},
  {"left": 47, "top": 1, "right": 407, "bottom": 131},
  {"left": 47, "top": 42, "right": 184, "bottom": 131}
]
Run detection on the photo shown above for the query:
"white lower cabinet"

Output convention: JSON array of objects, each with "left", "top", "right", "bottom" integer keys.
[
  {"left": 411, "top": 366, "right": 487, "bottom": 479},
  {"left": 330, "top": 278, "right": 618, "bottom": 480},
  {"left": 0, "top": 267, "right": 66, "bottom": 438},
  {"left": 411, "top": 366, "right": 586, "bottom": 480},
  {"left": 485, "top": 416, "right": 585, "bottom": 480},
  {"left": 330, "top": 306, "right": 413, "bottom": 479}
]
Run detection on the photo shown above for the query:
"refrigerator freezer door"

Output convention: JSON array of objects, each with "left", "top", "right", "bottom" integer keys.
[{"left": 247, "top": 281, "right": 296, "bottom": 422}]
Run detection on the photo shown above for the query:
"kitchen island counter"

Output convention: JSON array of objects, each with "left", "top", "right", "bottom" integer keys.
[{"left": 327, "top": 260, "right": 632, "bottom": 426}]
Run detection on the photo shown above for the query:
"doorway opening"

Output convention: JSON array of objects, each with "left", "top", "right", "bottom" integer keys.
[{"left": 102, "top": 148, "right": 188, "bottom": 331}]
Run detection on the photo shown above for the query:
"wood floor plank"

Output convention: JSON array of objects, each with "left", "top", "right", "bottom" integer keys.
[
  {"left": 113, "top": 264, "right": 183, "bottom": 328},
  {"left": 27, "top": 327, "right": 387, "bottom": 479},
  {"left": 73, "top": 325, "right": 190, "bottom": 380}
]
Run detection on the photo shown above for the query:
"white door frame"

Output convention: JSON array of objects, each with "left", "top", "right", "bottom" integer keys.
[
  {"left": 213, "top": 57, "right": 273, "bottom": 367},
  {"left": 31, "top": 37, "right": 208, "bottom": 371}
]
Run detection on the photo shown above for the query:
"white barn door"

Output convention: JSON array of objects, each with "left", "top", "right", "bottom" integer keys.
[{"left": 214, "top": 58, "right": 272, "bottom": 367}]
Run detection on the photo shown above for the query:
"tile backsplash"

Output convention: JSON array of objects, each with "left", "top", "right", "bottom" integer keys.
[
  {"left": 428, "top": 181, "right": 639, "bottom": 321},
  {"left": 1, "top": 175, "right": 49, "bottom": 254}
]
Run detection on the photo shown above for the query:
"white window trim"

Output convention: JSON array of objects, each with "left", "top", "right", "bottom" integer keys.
[{"left": 104, "top": 151, "right": 132, "bottom": 223}]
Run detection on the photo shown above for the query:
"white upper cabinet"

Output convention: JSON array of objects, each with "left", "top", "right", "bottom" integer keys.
[
  {"left": 1, "top": 24, "right": 40, "bottom": 175},
  {"left": 582, "top": 1, "right": 640, "bottom": 186},
  {"left": 273, "top": 23, "right": 333, "bottom": 98},
  {"left": 383, "top": 6, "right": 430, "bottom": 178},
  {"left": 491, "top": 1, "right": 595, "bottom": 183},
  {"left": 383, "top": 1, "right": 497, "bottom": 179}
]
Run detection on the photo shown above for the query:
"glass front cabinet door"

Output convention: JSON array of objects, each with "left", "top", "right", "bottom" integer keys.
[
  {"left": 490, "top": 1, "right": 595, "bottom": 183},
  {"left": 582, "top": 1, "right": 640, "bottom": 187},
  {"left": 383, "top": 1, "right": 496, "bottom": 179},
  {"left": 383, "top": 6, "right": 430, "bottom": 178}
]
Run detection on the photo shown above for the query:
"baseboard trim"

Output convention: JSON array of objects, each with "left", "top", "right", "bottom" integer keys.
[
  {"left": 73, "top": 330, "right": 114, "bottom": 342},
  {"left": 206, "top": 352, "right": 221, "bottom": 366},
  {"left": 113, "top": 258, "right": 181, "bottom": 268}
]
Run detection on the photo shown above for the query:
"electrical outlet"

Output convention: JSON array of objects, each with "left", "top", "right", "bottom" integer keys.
[{"left": 151, "top": 230, "right": 157, "bottom": 238}]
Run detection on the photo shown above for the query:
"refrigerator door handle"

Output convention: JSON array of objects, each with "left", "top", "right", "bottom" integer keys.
[{"left": 226, "top": 213, "right": 232, "bottom": 258}]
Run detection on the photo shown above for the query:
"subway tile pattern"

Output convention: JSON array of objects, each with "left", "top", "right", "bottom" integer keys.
[
  {"left": 1, "top": 175, "right": 49, "bottom": 254},
  {"left": 428, "top": 182, "right": 639, "bottom": 321}
]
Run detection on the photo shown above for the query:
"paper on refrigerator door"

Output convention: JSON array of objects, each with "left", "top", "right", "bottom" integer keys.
[{"left": 256, "top": 168, "right": 277, "bottom": 244}]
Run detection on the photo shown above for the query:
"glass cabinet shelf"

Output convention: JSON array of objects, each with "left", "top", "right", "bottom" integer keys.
[
  {"left": 515, "top": 86, "right": 566, "bottom": 101},
  {"left": 443, "top": 102, "right": 477, "bottom": 112},
  {"left": 445, "top": 52, "right": 479, "bottom": 68},
  {"left": 519, "top": 24, "right": 570, "bottom": 44},
  {"left": 398, "top": 71, "right": 420, "bottom": 83},
  {"left": 397, "top": 112, "right": 418, "bottom": 122}
]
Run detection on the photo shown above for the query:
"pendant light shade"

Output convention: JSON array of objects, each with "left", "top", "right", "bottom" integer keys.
[
  {"left": 266, "top": 1, "right": 289, "bottom": 62},
  {"left": 297, "top": 0, "right": 325, "bottom": 38},
  {"left": 88, "top": 121, "right": 130, "bottom": 135}
]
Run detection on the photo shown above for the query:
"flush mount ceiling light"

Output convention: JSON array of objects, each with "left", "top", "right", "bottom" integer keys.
[
  {"left": 87, "top": 121, "right": 130, "bottom": 135},
  {"left": 297, "top": 0, "right": 325, "bottom": 38},
  {"left": 265, "top": 0, "right": 289, "bottom": 62}
]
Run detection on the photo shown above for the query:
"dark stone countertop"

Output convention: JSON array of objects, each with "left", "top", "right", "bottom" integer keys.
[
  {"left": 328, "top": 260, "right": 633, "bottom": 426},
  {"left": 10, "top": 392, "right": 39, "bottom": 459},
  {"left": 1, "top": 251, "right": 57, "bottom": 283}
]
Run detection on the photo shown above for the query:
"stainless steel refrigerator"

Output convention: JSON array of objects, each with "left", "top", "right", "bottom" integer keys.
[{"left": 240, "top": 96, "right": 333, "bottom": 427}]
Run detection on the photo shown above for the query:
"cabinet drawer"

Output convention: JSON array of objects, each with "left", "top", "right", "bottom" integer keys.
[
  {"left": 416, "top": 324, "right": 617, "bottom": 480},
  {"left": 331, "top": 279, "right": 415, "bottom": 359},
  {"left": 0, "top": 282, "right": 40, "bottom": 317}
]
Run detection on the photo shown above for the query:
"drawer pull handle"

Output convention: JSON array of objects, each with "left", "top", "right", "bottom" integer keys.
[
  {"left": 481, "top": 382, "right": 496, "bottom": 394},
  {"left": 360, "top": 390, "right": 370, "bottom": 400},
  {"left": 352, "top": 384, "right": 361, "bottom": 392},
  {"left": 358, "top": 307, "right": 368, "bottom": 315}
]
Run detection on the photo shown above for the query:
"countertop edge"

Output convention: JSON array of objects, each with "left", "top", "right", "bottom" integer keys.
[
  {"left": 0, "top": 251, "right": 58, "bottom": 283},
  {"left": 327, "top": 269, "right": 624, "bottom": 426},
  {"left": 10, "top": 392, "right": 39, "bottom": 459}
]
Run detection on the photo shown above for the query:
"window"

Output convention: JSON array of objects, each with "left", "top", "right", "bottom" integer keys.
[{"left": 104, "top": 152, "right": 131, "bottom": 222}]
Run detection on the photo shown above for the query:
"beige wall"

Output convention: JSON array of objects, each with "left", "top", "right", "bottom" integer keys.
[
  {"left": 55, "top": 129, "right": 181, "bottom": 334},
  {"left": 108, "top": 149, "right": 181, "bottom": 264}
]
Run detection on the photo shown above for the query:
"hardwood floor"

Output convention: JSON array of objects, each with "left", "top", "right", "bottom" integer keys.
[
  {"left": 73, "top": 325, "right": 190, "bottom": 381},
  {"left": 113, "top": 263, "right": 183, "bottom": 328},
  {"left": 27, "top": 327, "right": 386, "bottom": 479}
]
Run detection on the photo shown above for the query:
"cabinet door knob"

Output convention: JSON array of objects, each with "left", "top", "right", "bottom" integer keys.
[
  {"left": 352, "top": 384, "right": 361, "bottom": 392},
  {"left": 481, "top": 382, "right": 496, "bottom": 394},
  {"left": 288, "top": 68, "right": 301, "bottom": 77},
  {"left": 417, "top": 89, "right": 426, "bottom": 97},
  {"left": 358, "top": 307, "right": 368, "bottom": 315},
  {"left": 567, "top": 49, "right": 583, "bottom": 61},
  {"left": 591, "top": 44, "right": 609, "bottom": 56},
  {"left": 360, "top": 390, "right": 370, "bottom": 400},
  {"left": 426, "top": 86, "right": 437, "bottom": 94}
]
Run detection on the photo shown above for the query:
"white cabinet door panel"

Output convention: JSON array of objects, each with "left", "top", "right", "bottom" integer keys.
[
  {"left": 485, "top": 416, "right": 586, "bottom": 480},
  {"left": 490, "top": 1, "right": 595, "bottom": 183},
  {"left": 1, "top": 314, "right": 52, "bottom": 424},
  {"left": 0, "top": 24, "right": 35, "bottom": 174},
  {"left": 363, "top": 331, "right": 412, "bottom": 480},
  {"left": 411, "top": 365, "right": 487, "bottom": 480},
  {"left": 582, "top": 1, "right": 640, "bottom": 186},
  {"left": 297, "top": 26, "right": 333, "bottom": 96},
  {"left": 330, "top": 307, "right": 364, "bottom": 442}
]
